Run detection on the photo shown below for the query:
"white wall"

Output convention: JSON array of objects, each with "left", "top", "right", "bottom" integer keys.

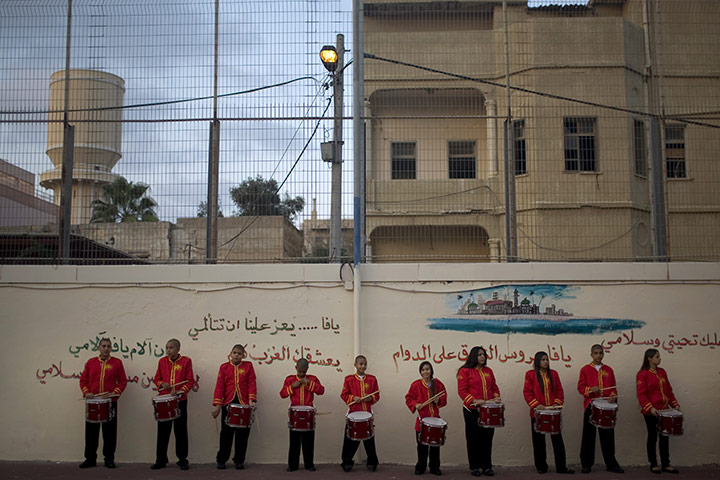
[{"left": 0, "top": 263, "right": 718, "bottom": 466}]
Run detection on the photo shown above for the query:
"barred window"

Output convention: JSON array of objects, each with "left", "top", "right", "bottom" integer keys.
[
  {"left": 564, "top": 117, "right": 596, "bottom": 172},
  {"left": 633, "top": 119, "right": 647, "bottom": 177},
  {"left": 513, "top": 119, "right": 527, "bottom": 175},
  {"left": 391, "top": 142, "right": 416, "bottom": 180},
  {"left": 448, "top": 141, "right": 476, "bottom": 179},
  {"left": 665, "top": 124, "right": 686, "bottom": 179}
]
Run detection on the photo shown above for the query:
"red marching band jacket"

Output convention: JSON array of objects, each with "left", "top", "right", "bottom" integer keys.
[
  {"left": 577, "top": 363, "right": 618, "bottom": 410},
  {"left": 341, "top": 374, "right": 379, "bottom": 413},
  {"left": 636, "top": 367, "right": 679, "bottom": 414},
  {"left": 457, "top": 366, "right": 501, "bottom": 409},
  {"left": 213, "top": 361, "right": 257, "bottom": 406},
  {"left": 405, "top": 378, "right": 447, "bottom": 432},
  {"left": 523, "top": 369, "right": 564, "bottom": 417},
  {"left": 79, "top": 356, "right": 127, "bottom": 398},
  {"left": 280, "top": 374, "right": 325, "bottom": 407},
  {"left": 153, "top": 355, "right": 195, "bottom": 400}
]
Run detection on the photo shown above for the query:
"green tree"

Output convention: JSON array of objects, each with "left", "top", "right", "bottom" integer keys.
[
  {"left": 229, "top": 175, "right": 304, "bottom": 221},
  {"left": 90, "top": 177, "right": 159, "bottom": 223},
  {"left": 197, "top": 201, "right": 223, "bottom": 218}
]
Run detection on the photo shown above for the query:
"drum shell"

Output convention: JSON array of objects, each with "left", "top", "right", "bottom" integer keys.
[
  {"left": 85, "top": 397, "right": 113, "bottom": 423},
  {"left": 288, "top": 406, "right": 316, "bottom": 431},
  {"left": 346, "top": 412, "right": 374, "bottom": 441},
  {"left": 589, "top": 400, "right": 618, "bottom": 429},
  {"left": 657, "top": 410, "right": 683, "bottom": 436},
  {"left": 226, "top": 403, "right": 254, "bottom": 428},
  {"left": 534, "top": 409, "right": 562, "bottom": 434},
  {"left": 153, "top": 394, "right": 180, "bottom": 422},
  {"left": 478, "top": 403, "right": 505, "bottom": 428},
  {"left": 419, "top": 417, "right": 447, "bottom": 446}
]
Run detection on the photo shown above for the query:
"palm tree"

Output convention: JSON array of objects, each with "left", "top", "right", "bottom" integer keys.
[{"left": 90, "top": 177, "right": 159, "bottom": 223}]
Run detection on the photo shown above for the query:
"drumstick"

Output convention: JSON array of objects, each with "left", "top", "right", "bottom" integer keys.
[
  {"left": 600, "top": 385, "right": 617, "bottom": 391},
  {"left": 350, "top": 390, "right": 380, "bottom": 405},
  {"left": 418, "top": 391, "right": 447, "bottom": 410},
  {"left": 544, "top": 405, "right": 564, "bottom": 410},
  {"left": 598, "top": 395, "right": 624, "bottom": 400}
]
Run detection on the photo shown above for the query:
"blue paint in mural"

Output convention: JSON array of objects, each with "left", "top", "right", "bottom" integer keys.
[{"left": 428, "top": 285, "right": 645, "bottom": 335}]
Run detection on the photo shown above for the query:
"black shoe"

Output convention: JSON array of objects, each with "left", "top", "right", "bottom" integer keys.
[
  {"left": 287, "top": 467, "right": 298, "bottom": 472},
  {"left": 484, "top": 469, "right": 494, "bottom": 476},
  {"left": 342, "top": 464, "right": 352, "bottom": 472},
  {"left": 537, "top": 468, "right": 548, "bottom": 474},
  {"left": 650, "top": 466, "right": 661, "bottom": 475},
  {"left": 415, "top": 467, "right": 426, "bottom": 475},
  {"left": 79, "top": 460, "right": 96, "bottom": 469},
  {"left": 430, "top": 468, "right": 442, "bottom": 475},
  {"left": 472, "top": 469, "right": 483, "bottom": 476},
  {"left": 368, "top": 464, "right": 378, "bottom": 472},
  {"left": 558, "top": 468, "right": 575, "bottom": 474},
  {"left": 582, "top": 467, "right": 592, "bottom": 474},
  {"left": 607, "top": 466, "right": 624, "bottom": 474},
  {"left": 306, "top": 466, "right": 317, "bottom": 472},
  {"left": 662, "top": 467, "right": 679, "bottom": 474},
  {"left": 234, "top": 463, "right": 244, "bottom": 470},
  {"left": 151, "top": 463, "right": 166, "bottom": 470},
  {"left": 178, "top": 462, "right": 190, "bottom": 471},
  {"left": 217, "top": 462, "right": 227, "bottom": 470},
  {"left": 104, "top": 461, "right": 116, "bottom": 469}
]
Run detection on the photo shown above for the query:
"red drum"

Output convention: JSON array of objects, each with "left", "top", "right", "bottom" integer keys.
[
  {"left": 419, "top": 417, "right": 447, "bottom": 446},
  {"left": 288, "top": 406, "right": 316, "bottom": 431},
  {"left": 226, "top": 403, "right": 254, "bottom": 428},
  {"left": 346, "top": 411, "right": 374, "bottom": 440},
  {"left": 85, "top": 397, "right": 112, "bottom": 423},
  {"left": 657, "top": 409, "right": 683, "bottom": 436},
  {"left": 478, "top": 402, "right": 505, "bottom": 428},
  {"left": 534, "top": 408, "right": 562, "bottom": 434},
  {"left": 590, "top": 399, "right": 618, "bottom": 429},
  {"left": 153, "top": 394, "right": 180, "bottom": 422}
]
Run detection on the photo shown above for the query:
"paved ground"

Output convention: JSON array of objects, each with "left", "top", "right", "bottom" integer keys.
[{"left": 1, "top": 462, "right": 719, "bottom": 480}]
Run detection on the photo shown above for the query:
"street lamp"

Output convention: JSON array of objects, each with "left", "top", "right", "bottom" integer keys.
[{"left": 320, "top": 35, "right": 344, "bottom": 262}]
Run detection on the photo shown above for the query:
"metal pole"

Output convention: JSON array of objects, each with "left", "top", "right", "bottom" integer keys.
[
  {"left": 59, "top": 0, "right": 73, "bottom": 262},
  {"left": 502, "top": 0, "right": 516, "bottom": 262},
  {"left": 207, "top": 0, "right": 220, "bottom": 263},
  {"left": 353, "top": 1, "right": 364, "bottom": 266},
  {"left": 330, "top": 34, "right": 344, "bottom": 263}
]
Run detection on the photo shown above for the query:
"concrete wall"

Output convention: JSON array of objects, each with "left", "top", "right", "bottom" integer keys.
[{"left": 1, "top": 263, "right": 719, "bottom": 466}]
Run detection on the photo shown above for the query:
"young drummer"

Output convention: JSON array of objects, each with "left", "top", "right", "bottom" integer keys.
[
  {"left": 457, "top": 346, "right": 501, "bottom": 477},
  {"left": 281, "top": 358, "right": 325, "bottom": 472},
  {"left": 577, "top": 344, "right": 623, "bottom": 474},
  {"left": 340, "top": 355, "right": 380, "bottom": 472},
  {"left": 211, "top": 344, "right": 257, "bottom": 470},
  {"left": 637, "top": 348, "right": 681, "bottom": 474},
  {"left": 79, "top": 337, "right": 127, "bottom": 469},
  {"left": 523, "top": 351, "right": 574, "bottom": 474},
  {"left": 406, "top": 361, "right": 447, "bottom": 476},
  {"left": 151, "top": 338, "right": 195, "bottom": 470}
]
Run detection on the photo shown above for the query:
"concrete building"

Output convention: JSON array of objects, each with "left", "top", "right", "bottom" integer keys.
[
  {"left": 0, "top": 158, "right": 58, "bottom": 227},
  {"left": 363, "top": 0, "right": 720, "bottom": 262}
]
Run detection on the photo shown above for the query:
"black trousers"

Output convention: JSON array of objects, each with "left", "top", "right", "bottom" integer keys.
[
  {"left": 288, "top": 430, "right": 315, "bottom": 469},
  {"left": 531, "top": 417, "right": 568, "bottom": 472},
  {"left": 84, "top": 401, "right": 117, "bottom": 463},
  {"left": 463, "top": 408, "right": 494, "bottom": 471},
  {"left": 580, "top": 405, "right": 619, "bottom": 469},
  {"left": 155, "top": 399, "right": 188, "bottom": 465},
  {"left": 217, "top": 405, "right": 251, "bottom": 465},
  {"left": 341, "top": 432, "right": 378, "bottom": 468},
  {"left": 643, "top": 414, "right": 671, "bottom": 468},
  {"left": 415, "top": 432, "right": 440, "bottom": 472}
]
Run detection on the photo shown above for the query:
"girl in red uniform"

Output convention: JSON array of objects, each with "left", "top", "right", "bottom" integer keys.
[
  {"left": 457, "top": 346, "right": 501, "bottom": 477},
  {"left": 405, "top": 361, "right": 447, "bottom": 475},
  {"left": 523, "top": 351, "right": 573, "bottom": 474},
  {"left": 636, "top": 348, "right": 681, "bottom": 474}
]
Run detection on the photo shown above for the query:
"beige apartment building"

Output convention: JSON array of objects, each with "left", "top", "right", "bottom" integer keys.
[{"left": 363, "top": 0, "right": 720, "bottom": 262}]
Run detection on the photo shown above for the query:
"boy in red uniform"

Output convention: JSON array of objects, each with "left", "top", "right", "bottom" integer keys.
[
  {"left": 151, "top": 338, "right": 195, "bottom": 470},
  {"left": 212, "top": 344, "right": 257, "bottom": 470},
  {"left": 280, "top": 358, "right": 325, "bottom": 472},
  {"left": 340, "top": 355, "right": 380, "bottom": 472},
  {"left": 79, "top": 337, "right": 127, "bottom": 469},
  {"left": 577, "top": 344, "right": 623, "bottom": 474}
]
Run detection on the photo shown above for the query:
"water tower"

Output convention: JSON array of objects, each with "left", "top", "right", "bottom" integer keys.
[{"left": 40, "top": 69, "right": 125, "bottom": 224}]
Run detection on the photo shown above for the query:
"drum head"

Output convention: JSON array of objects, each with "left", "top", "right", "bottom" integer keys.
[
  {"left": 348, "top": 411, "right": 372, "bottom": 421},
  {"left": 483, "top": 402, "right": 504, "bottom": 409},
  {"left": 87, "top": 397, "right": 110, "bottom": 404},
  {"left": 658, "top": 409, "right": 682, "bottom": 417},
  {"left": 421, "top": 417, "right": 447, "bottom": 427},
  {"left": 592, "top": 399, "right": 617, "bottom": 410},
  {"left": 154, "top": 394, "right": 176, "bottom": 402},
  {"left": 290, "top": 406, "right": 315, "bottom": 412}
]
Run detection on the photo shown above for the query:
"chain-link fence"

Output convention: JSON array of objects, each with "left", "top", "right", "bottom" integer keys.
[{"left": 1, "top": 0, "right": 719, "bottom": 264}]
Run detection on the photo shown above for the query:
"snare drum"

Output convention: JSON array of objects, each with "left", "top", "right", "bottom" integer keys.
[
  {"left": 657, "top": 409, "right": 683, "bottom": 436},
  {"left": 346, "top": 411, "right": 374, "bottom": 441},
  {"left": 153, "top": 394, "right": 180, "bottom": 422},
  {"left": 590, "top": 399, "right": 618, "bottom": 429},
  {"left": 288, "top": 405, "right": 316, "bottom": 431},
  {"left": 419, "top": 417, "right": 447, "bottom": 446},
  {"left": 534, "top": 408, "right": 562, "bottom": 434},
  {"left": 226, "top": 403, "right": 254, "bottom": 428},
  {"left": 85, "top": 397, "right": 113, "bottom": 423},
  {"left": 478, "top": 402, "right": 505, "bottom": 428}
]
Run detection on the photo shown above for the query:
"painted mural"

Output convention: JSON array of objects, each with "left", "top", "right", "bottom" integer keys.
[{"left": 428, "top": 285, "right": 645, "bottom": 335}]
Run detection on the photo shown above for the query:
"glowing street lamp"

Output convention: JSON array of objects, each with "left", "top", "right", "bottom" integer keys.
[{"left": 320, "top": 45, "right": 339, "bottom": 72}]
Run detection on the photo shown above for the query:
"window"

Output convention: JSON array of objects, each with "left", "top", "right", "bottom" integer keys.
[
  {"left": 564, "top": 117, "right": 596, "bottom": 172},
  {"left": 665, "top": 124, "right": 686, "bottom": 178},
  {"left": 513, "top": 120, "right": 527, "bottom": 175},
  {"left": 633, "top": 119, "right": 647, "bottom": 177},
  {"left": 448, "top": 141, "right": 476, "bottom": 179},
  {"left": 391, "top": 142, "right": 416, "bottom": 180}
]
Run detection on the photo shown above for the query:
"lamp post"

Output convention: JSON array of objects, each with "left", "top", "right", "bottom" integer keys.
[{"left": 320, "top": 35, "right": 344, "bottom": 263}]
